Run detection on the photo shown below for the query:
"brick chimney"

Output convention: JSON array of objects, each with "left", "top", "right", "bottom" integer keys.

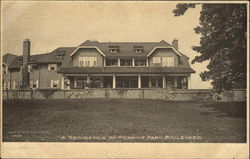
[
  {"left": 21, "top": 39, "right": 30, "bottom": 89},
  {"left": 172, "top": 39, "right": 178, "bottom": 50}
]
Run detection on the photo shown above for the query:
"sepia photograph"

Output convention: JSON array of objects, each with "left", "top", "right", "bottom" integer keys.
[{"left": 1, "top": 0, "right": 249, "bottom": 158}]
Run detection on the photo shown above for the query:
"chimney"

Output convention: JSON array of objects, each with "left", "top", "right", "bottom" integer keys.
[
  {"left": 21, "top": 39, "right": 30, "bottom": 89},
  {"left": 172, "top": 39, "right": 178, "bottom": 50}
]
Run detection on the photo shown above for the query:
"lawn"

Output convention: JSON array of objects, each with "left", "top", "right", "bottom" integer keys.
[{"left": 3, "top": 99, "right": 246, "bottom": 142}]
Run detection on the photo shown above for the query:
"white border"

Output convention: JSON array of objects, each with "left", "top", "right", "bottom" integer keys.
[{"left": 1, "top": 1, "right": 249, "bottom": 159}]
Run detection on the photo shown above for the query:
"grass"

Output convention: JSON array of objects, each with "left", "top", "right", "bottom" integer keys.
[{"left": 3, "top": 99, "right": 246, "bottom": 143}]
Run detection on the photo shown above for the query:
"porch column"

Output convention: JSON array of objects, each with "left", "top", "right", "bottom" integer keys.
[
  {"left": 174, "top": 77, "right": 178, "bottom": 88},
  {"left": 104, "top": 58, "right": 106, "bottom": 66},
  {"left": 112, "top": 74, "right": 116, "bottom": 88},
  {"left": 188, "top": 75, "right": 191, "bottom": 89},
  {"left": 74, "top": 77, "right": 77, "bottom": 88},
  {"left": 146, "top": 59, "right": 149, "bottom": 66},
  {"left": 138, "top": 74, "right": 141, "bottom": 88},
  {"left": 162, "top": 75, "right": 166, "bottom": 88},
  {"left": 100, "top": 77, "right": 104, "bottom": 88},
  {"left": 149, "top": 77, "right": 152, "bottom": 88},
  {"left": 132, "top": 58, "right": 135, "bottom": 67},
  {"left": 61, "top": 77, "right": 64, "bottom": 90},
  {"left": 118, "top": 58, "right": 120, "bottom": 67},
  {"left": 87, "top": 74, "right": 90, "bottom": 85}
]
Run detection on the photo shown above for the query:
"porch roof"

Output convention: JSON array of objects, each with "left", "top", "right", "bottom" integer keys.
[{"left": 58, "top": 67, "right": 195, "bottom": 74}]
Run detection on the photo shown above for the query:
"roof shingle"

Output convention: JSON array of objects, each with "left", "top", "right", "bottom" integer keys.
[{"left": 8, "top": 47, "right": 76, "bottom": 69}]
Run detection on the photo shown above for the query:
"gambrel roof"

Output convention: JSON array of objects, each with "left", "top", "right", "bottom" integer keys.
[{"left": 70, "top": 40, "right": 187, "bottom": 58}]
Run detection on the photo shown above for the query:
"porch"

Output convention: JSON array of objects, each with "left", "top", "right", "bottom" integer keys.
[{"left": 61, "top": 74, "right": 191, "bottom": 90}]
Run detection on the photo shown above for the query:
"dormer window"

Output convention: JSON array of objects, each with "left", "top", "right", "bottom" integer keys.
[
  {"left": 109, "top": 46, "right": 119, "bottom": 53},
  {"left": 56, "top": 55, "right": 63, "bottom": 58},
  {"left": 48, "top": 64, "right": 57, "bottom": 71},
  {"left": 110, "top": 49, "right": 118, "bottom": 53},
  {"left": 135, "top": 49, "right": 143, "bottom": 53},
  {"left": 133, "top": 46, "right": 144, "bottom": 53},
  {"left": 55, "top": 51, "right": 66, "bottom": 59}
]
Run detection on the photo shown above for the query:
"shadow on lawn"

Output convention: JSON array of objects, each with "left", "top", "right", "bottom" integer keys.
[{"left": 200, "top": 101, "right": 246, "bottom": 118}]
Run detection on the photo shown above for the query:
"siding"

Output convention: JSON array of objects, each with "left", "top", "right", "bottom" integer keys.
[
  {"left": 10, "top": 70, "right": 22, "bottom": 89},
  {"left": 30, "top": 64, "right": 63, "bottom": 89},
  {"left": 9, "top": 64, "right": 63, "bottom": 89}
]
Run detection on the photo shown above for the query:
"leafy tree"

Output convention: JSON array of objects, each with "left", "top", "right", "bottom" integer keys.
[{"left": 173, "top": 4, "right": 247, "bottom": 92}]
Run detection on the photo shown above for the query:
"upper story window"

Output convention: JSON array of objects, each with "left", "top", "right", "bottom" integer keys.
[
  {"left": 108, "top": 46, "right": 119, "bottom": 53},
  {"left": 55, "top": 51, "right": 66, "bottom": 59},
  {"left": 20, "top": 65, "right": 22, "bottom": 73},
  {"left": 135, "top": 59, "right": 146, "bottom": 66},
  {"left": 4, "top": 81, "right": 10, "bottom": 90},
  {"left": 105, "top": 59, "right": 118, "bottom": 66},
  {"left": 120, "top": 59, "right": 132, "bottom": 66},
  {"left": 28, "top": 65, "right": 32, "bottom": 72},
  {"left": 162, "top": 57, "right": 175, "bottom": 67},
  {"left": 133, "top": 46, "right": 144, "bottom": 53},
  {"left": 153, "top": 57, "right": 161, "bottom": 63},
  {"left": 56, "top": 55, "right": 63, "bottom": 59},
  {"left": 79, "top": 57, "right": 97, "bottom": 67},
  {"left": 3, "top": 64, "right": 7, "bottom": 75},
  {"left": 48, "top": 64, "right": 57, "bottom": 71},
  {"left": 12, "top": 81, "right": 16, "bottom": 89}
]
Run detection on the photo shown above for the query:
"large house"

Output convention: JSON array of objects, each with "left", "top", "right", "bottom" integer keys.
[{"left": 2, "top": 39, "right": 195, "bottom": 90}]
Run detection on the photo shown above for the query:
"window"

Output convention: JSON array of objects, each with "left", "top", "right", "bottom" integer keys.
[
  {"left": 50, "top": 79, "right": 59, "bottom": 88},
  {"left": 166, "top": 77, "right": 175, "bottom": 88},
  {"left": 4, "top": 82, "right": 10, "bottom": 90},
  {"left": 133, "top": 46, "right": 144, "bottom": 53},
  {"left": 116, "top": 76, "right": 138, "bottom": 88},
  {"left": 153, "top": 57, "right": 161, "bottom": 63},
  {"left": 55, "top": 51, "right": 66, "bottom": 58},
  {"left": 20, "top": 66, "right": 22, "bottom": 73},
  {"left": 75, "top": 77, "right": 86, "bottom": 89},
  {"left": 135, "top": 49, "right": 143, "bottom": 53},
  {"left": 13, "top": 81, "right": 16, "bottom": 89},
  {"left": 162, "top": 57, "right": 175, "bottom": 67},
  {"left": 177, "top": 76, "right": 188, "bottom": 89},
  {"left": 105, "top": 59, "right": 118, "bottom": 66},
  {"left": 3, "top": 64, "right": 7, "bottom": 75},
  {"left": 79, "top": 57, "right": 97, "bottom": 67},
  {"left": 30, "top": 80, "right": 39, "bottom": 89},
  {"left": 135, "top": 59, "right": 146, "bottom": 66},
  {"left": 108, "top": 46, "right": 119, "bottom": 53},
  {"left": 120, "top": 59, "right": 132, "bottom": 66},
  {"left": 48, "top": 64, "right": 57, "bottom": 71},
  {"left": 90, "top": 77, "right": 103, "bottom": 88},
  {"left": 56, "top": 55, "right": 63, "bottom": 59},
  {"left": 110, "top": 49, "right": 118, "bottom": 53},
  {"left": 150, "top": 77, "right": 163, "bottom": 88},
  {"left": 28, "top": 65, "right": 32, "bottom": 72}
]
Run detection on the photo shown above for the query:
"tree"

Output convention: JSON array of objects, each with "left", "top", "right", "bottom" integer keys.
[{"left": 173, "top": 4, "right": 247, "bottom": 92}]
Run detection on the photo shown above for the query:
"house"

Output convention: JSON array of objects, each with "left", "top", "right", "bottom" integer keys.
[{"left": 2, "top": 39, "right": 195, "bottom": 90}]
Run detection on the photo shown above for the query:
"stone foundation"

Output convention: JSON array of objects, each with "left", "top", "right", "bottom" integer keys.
[{"left": 2, "top": 89, "right": 246, "bottom": 101}]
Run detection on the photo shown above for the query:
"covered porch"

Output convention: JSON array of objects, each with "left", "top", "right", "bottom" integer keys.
[{"left": 61, "top": 73, "right": 191, "bottom": 90}]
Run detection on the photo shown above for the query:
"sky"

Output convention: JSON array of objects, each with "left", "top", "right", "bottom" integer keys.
[{"left": 1, "top": 1, "right": 212, "bottom": 89}]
